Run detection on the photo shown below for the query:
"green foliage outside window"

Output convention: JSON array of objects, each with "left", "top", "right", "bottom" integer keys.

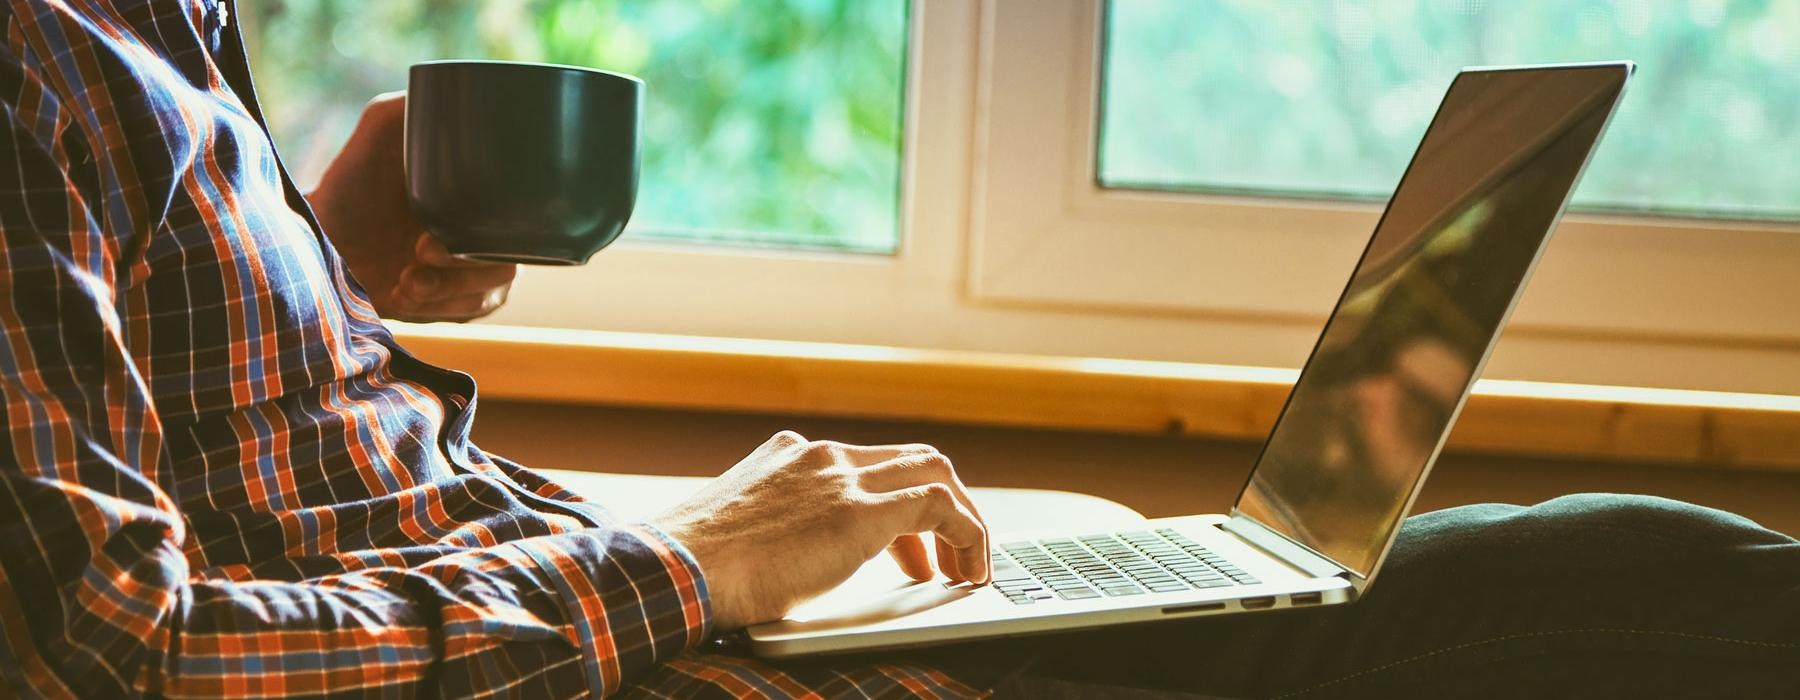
[
  {"left": 243, "top": 0, "right": 909, "bottom": 253},
  {"left": 1102, "top": 0, "right": 1800, "bottom": 221}
]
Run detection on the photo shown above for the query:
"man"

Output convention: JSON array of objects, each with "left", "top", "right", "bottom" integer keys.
[{"left": 2, "top": 2, "right": 1796, "bottom": 698}]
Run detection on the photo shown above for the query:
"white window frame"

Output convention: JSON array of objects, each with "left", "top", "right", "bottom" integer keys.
[{"left": 486, "top": 0, "right": 1800, "bottom": 395}]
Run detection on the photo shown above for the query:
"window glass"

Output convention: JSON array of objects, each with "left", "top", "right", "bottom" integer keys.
[
  {"left": 243, "top": 0, "right": 909, "bottom": 253},
  {"left": 1099, "top": 0, "right": 1800, "bottom": 221}
]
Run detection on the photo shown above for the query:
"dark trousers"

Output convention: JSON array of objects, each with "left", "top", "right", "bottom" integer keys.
[{"left": 919, "top": 494, "right": 1800, "bottom": 699}]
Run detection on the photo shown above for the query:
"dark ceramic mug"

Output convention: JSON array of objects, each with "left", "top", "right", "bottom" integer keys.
[{"left": 406, "top": 60, "right": 643, "bottom": 265}]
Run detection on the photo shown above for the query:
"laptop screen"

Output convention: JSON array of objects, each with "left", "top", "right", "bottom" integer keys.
[{"left": 1234, "top": 64, "right": 1630, "bottom": 578}]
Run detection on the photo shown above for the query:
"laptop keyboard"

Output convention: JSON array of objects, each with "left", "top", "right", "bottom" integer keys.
[{"left": 989, "top": 528, "right": 1260, "bottom": 604}]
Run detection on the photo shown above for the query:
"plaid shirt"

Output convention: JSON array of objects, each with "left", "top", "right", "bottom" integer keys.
[{"left": 0, "top": 1, "right": 980, "bottom": 697}]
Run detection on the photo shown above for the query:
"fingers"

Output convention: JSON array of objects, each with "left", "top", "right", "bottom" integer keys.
[
  {"left": 395, "top": 279, "right": 513, "bottom": 321},
  {"left": 394, "top": 236, "right": 518, "bottom": 322},
  {"left": 854, "top": 451, "right": 958, "bottom": 494},
  {"left": 823, "top": 442, "right": 938, "bottom": 468},
  {"left": 875, "top": 483, "right": 989, "bottom": 584},
  {"left": 752, "top": 431, "right": 990, "bottom": 583},
  {"left": 395, "top": 236, "right": 517, "bottom": 323},
  {"left": 400, "top": 262, "right": 517, "bottom": 299},
  {"left": 422, "top": 289, "right": 511, "bottom": 322},
  {"left": 937, "top": 535, "right": 965, "bottom": 583},
  {"left": 886, "top": 534, "right": 935, "bottom": 581},
  {"left": 856, "top": 451, "right": 989, "bottom": 582},
  {"left": 771, "top": 436, "right": 938, "bottom": 471},
  {"left": 416, "top": 234, "right": 504, "bottom": 269}
]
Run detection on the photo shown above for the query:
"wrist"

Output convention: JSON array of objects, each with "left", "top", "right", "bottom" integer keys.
[{"left": 651, "top": 517, "right": 750, "bottom": 630}]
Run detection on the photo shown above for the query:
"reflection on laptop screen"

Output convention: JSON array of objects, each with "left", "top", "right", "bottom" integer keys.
[{"left": 1235, "top": 65, "right": 1630, "bottom": 577}]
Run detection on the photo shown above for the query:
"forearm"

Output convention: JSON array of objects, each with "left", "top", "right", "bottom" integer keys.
[
  {"left": 163, "top": 527, "right": 709, "bottom": 696},
  {"left": 5, "top": 465, "right": 710, "bottom": 697}
]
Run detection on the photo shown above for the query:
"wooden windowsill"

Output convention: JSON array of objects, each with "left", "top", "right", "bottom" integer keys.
[{"left": 391, "top": 322, "right": 1800, "bottom": 472}]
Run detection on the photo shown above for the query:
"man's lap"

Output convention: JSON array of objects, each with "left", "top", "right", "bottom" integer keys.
[
  {"left": 926, "top": 494, "right": 1800, "bottom": 698},
  {"left": 658, "top": 494, "right": 1799, "bottom": 698}
]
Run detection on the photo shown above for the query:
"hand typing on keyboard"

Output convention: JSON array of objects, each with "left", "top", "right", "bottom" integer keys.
[{"left": 654, "top": 431, "right": 991, "bottom": 629}]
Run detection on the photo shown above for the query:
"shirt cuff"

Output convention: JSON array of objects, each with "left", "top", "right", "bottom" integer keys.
[
  {"left": 625, "top": 521, "right": 714, "bottom": 642},
  {"left": 510, "top": 523, "right": 713, "bottom": 695}
]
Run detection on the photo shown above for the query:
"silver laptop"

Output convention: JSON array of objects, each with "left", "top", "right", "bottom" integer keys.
[{"left": 749, "top": 62, "right": 1634, "bottom": 658}]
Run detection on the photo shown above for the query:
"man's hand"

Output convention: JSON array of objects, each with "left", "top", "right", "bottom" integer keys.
[
  {"left": 653, "top": 431, "right": 990, "bottom": 631},
  {"left": 305, "top": 92, "right": 517, "bottom": 322}
]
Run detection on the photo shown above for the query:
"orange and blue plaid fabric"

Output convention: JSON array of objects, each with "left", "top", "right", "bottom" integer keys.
[{"left": 0, "top": 1, "right": 979, "bottom": 697}]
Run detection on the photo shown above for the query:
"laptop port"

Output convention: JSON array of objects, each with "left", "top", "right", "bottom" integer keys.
[
  {"left": 1291, "top": 591, "right": 1323, "bottom": 606},
  {"left": 1162, "top": 602, "right": 1227, "bottom": 615},
  {"left": 1240, "top": 596, "right": 1276, "bottom": 609}
]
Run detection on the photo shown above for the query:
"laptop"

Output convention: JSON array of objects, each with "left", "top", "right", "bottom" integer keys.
[{"left": 749, "top": 62, "right": 1635, "bottom": 658}]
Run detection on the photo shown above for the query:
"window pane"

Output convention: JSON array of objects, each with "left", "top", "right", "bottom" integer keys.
[
  {"left": 243, "top": 0, "right": 908, "bottom": 253},
  {"left": 1099, "top": 0, "right": 1800, "bottom": 221}
]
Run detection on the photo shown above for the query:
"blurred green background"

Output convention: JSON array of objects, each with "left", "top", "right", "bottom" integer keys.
[
  {"left": 242, "top": 0, "right": 909, "bottom": 253},
  {"left": 1102, "top": 0, "right": 1800, "bottom": 220},
  {"left": 243, "top": 1, "right": 1798, "bottom": 259}
]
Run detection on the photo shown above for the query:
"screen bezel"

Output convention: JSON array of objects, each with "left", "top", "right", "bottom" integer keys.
[{"left": 1226, "top": 61, "right": 1635, "bottom": 591}]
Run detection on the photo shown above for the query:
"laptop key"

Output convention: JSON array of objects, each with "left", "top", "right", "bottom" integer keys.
[
  {"left": 996, "top": 532, "right": 1257, "bottom": 603},
  {"left": 991, "top": 559, "right": 1029, "bottom": 582}
]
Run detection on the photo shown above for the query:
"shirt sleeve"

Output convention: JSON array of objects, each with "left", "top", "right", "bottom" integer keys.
[{"left": 0, "top": 52, "right": 710, "bottom": 699}]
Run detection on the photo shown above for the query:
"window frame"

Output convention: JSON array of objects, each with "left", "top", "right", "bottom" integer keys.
[{"left": 484, "top": 0, "right": 1800, "bottom": 396}]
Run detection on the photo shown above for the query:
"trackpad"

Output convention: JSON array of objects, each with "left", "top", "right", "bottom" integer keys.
[{"left": 775, "top": 557, "right": 976, "bottom": 632}]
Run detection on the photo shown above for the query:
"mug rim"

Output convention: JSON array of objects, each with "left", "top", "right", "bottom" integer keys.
[{"left": 410, "top": 59, "right": 643, "bottom": 87}]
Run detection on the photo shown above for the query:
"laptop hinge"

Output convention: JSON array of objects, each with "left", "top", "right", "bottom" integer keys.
[{"left": 1222, "top": 514, "right": 1350, "bottom": 580}]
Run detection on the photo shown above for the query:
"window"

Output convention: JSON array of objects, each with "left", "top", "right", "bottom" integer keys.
[
  {"left": 242, "top": 0, "right": 909, "bottom": 253},
  {"left": 969, "top": 0, "right": 1800, "bottom": 394},
  {"left": 240, "top": 0, "right": 1800, "bottom": 396},
  {"left": 1098, "top": 0, "right": 1800, "bottom": 221}
]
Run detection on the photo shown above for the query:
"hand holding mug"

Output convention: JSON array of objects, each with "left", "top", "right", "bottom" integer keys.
[{"left": 306, "top": 93, "right": 518, "bottom": 322}]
